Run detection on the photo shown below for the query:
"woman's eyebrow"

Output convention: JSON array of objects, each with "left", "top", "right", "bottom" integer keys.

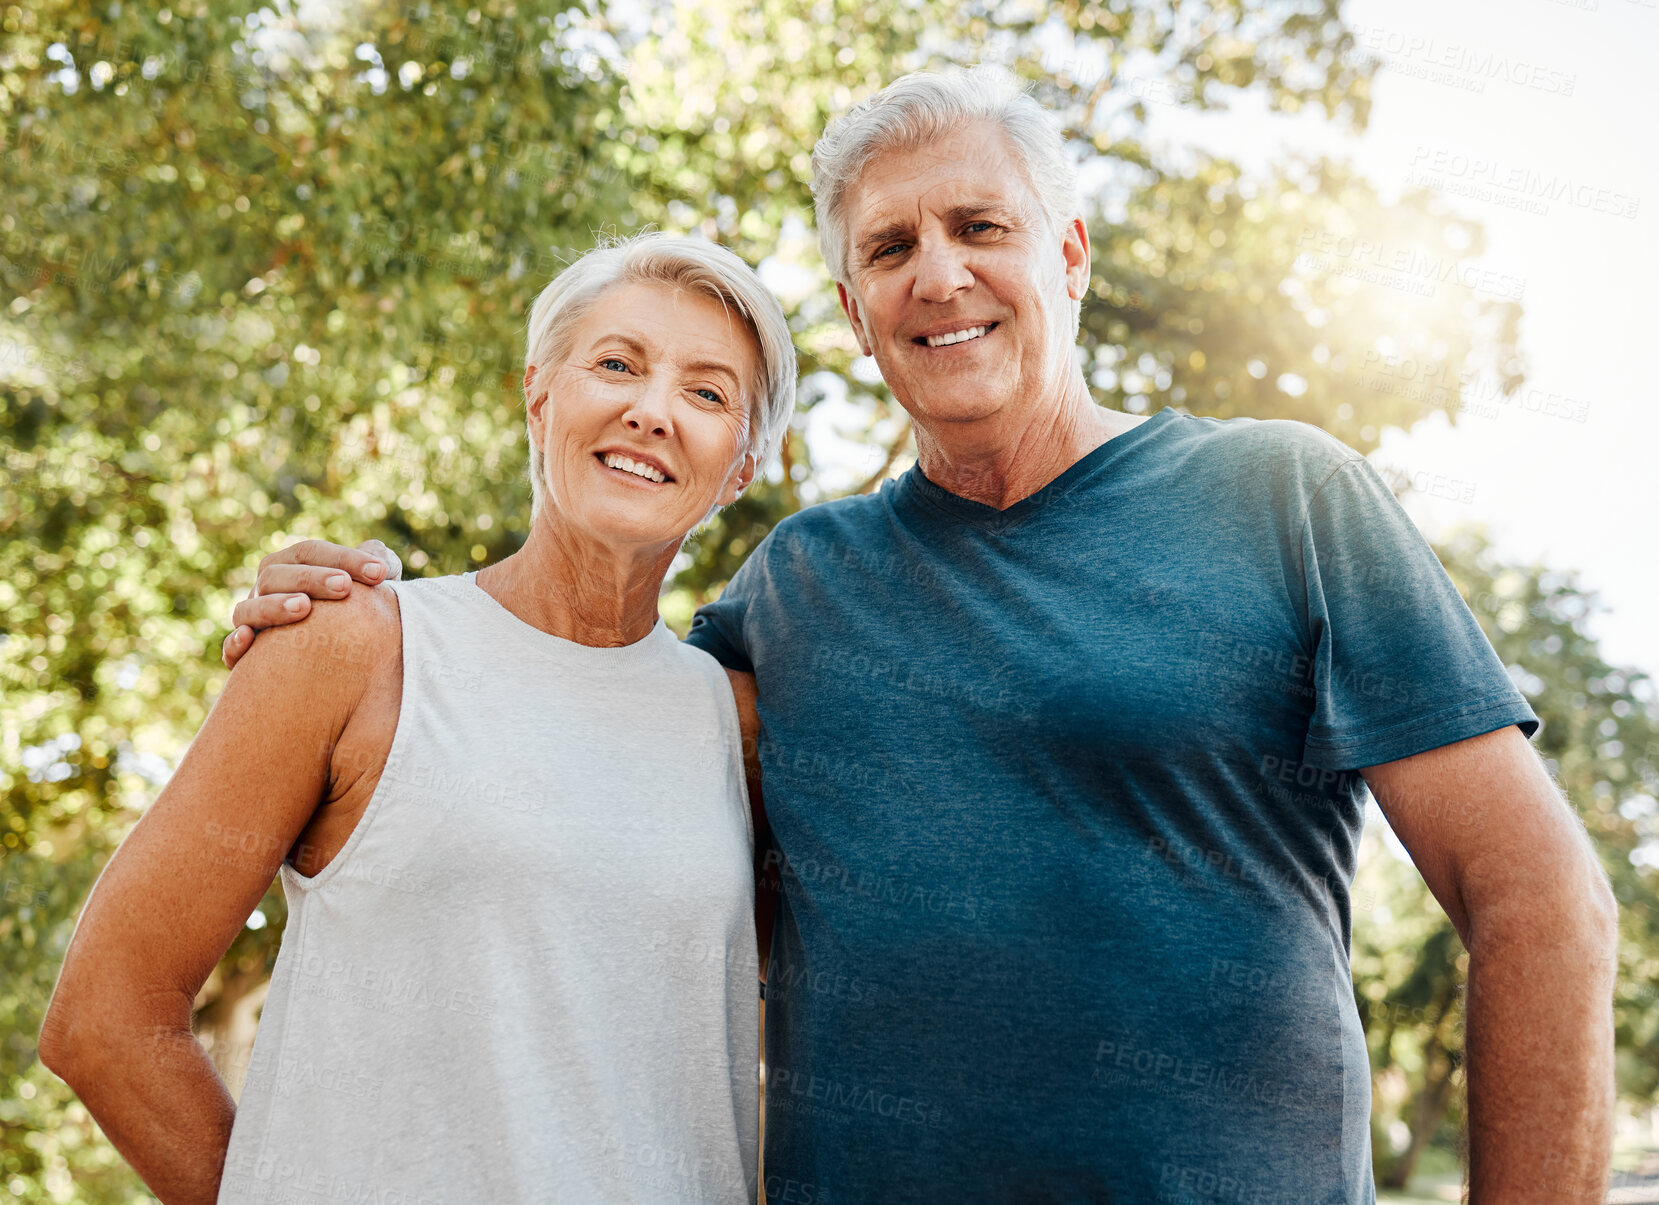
[
  {"left": 679, "top": 358, "right": 741, "bottom": 385},
  {"left": 590, "top": 332, "right": 653, "bottom": 357}
]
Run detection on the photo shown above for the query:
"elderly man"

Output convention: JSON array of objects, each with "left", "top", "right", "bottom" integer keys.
[{"left": 228, "top": 68, "right": 1614, "bottom": 1202}]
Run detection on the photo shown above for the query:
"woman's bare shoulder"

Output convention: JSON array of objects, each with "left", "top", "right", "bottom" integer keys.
[{"left": 236, "top": 581, "right": 402, "bottom": 691}]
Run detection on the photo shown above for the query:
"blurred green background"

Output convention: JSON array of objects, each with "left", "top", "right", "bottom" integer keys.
[{"left": 3, "top": 0, "right": 1656, "bottom": 1199}]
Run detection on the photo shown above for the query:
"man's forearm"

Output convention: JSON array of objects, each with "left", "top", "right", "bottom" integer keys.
[
  {"left": 52, "top": 1023, "right": 236, "bottom": 1204},
  {"left": 1464, "top": 900, "right": 1616, "bottom": 1203}
]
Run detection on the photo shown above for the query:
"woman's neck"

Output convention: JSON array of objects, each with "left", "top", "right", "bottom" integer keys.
[{"left": 474, "top": 516, "right": 678, "bottom": 647}]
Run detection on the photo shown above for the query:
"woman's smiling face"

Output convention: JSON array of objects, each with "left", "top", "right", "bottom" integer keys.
[{"left": 527, "top": 280, "right": 761, "bottom": 550}]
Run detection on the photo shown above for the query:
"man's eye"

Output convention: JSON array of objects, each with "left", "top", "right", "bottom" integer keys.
[
  {"left": 600, "top": 357, "right": 629, "bottom": 372},
  {"left": 965, "top": 221, "right": 997, "bottom": 234},
  {"left": 874, "top": 243, "right": 907, "bottom": 259}
]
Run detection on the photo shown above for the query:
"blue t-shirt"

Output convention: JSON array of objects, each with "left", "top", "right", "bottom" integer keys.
[{"left": 687, "top": 408, "right": 1537, "bottom": 1204}]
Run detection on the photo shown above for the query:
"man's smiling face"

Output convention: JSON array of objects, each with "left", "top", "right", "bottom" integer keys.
[{"left": 835, "top": 122, "right": 1090, "bottom": 431}]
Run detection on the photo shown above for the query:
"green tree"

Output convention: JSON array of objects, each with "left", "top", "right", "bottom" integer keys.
[
  {"left": 3, "top": 0, "right": 1644, "bottom": 1198},
  {"left": 1353, "top": 529, "right": 1659, "bottom": 1188},
  {"left": 3, "top": 0, "right": 622, "bottom": 1195}
]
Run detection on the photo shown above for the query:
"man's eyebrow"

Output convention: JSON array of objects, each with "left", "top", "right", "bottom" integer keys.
[
  {"left": 942, "top": 200, "right": 1019, "bottom": 224},
  {"left": 854, "top": 200, "right": 1023, "bottom": 257},
  {"left": 856, "top": 221, "right": 914, "bottom": 257}
]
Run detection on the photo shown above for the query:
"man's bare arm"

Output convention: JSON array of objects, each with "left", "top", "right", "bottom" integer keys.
[
  {"left": 1362, "top": 725, "right": 1617, "bottom": 1204},
  {"left": 725, "top": 667, "right": 776, "bottom": 975}
]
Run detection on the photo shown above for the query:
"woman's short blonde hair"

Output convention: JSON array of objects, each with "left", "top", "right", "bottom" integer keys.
[{"left": 522, "top": 233, "right": 797, "bottom": 517}]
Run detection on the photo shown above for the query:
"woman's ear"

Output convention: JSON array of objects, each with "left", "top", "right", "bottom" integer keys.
[
  {"left": 524, "top": 364, "right": 546, "bottom": 435},
  {"left": 719, "top": 448, "right": 759, "bottom": 508}
]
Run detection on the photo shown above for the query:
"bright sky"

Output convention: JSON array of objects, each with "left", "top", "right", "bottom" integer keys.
[{"left": 1142, "top": 0, "right": 1658, "bottom": 683}]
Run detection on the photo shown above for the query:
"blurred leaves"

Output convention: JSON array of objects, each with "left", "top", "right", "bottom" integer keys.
[
  {"left": 1, "top": 0, "right": 1650, "bottom": 1198},
  {"left": 1354, "top": 532, "right": 1659, "bottom": 1184}
]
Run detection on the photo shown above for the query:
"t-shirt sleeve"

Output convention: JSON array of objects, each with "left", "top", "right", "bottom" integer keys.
[
  {"left": 685, "top": 551, "right": 760, "bottom": 675},
  {"left": 1298, "top": 457, "right": 1539, "bottom": 770}
]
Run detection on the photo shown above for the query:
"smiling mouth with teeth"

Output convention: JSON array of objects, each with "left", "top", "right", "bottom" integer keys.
[
  {"left": 918, "top": 323, "right": 998, "bottom": 348},
  {"left": 597, "top": 452, "right": 669, "bottom": 484}
]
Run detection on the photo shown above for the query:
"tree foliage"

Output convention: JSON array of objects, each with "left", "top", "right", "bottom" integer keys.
[
  {"left": 1355, "top": 531, "right": 1659, "bottom": 1186},
  {"left": 2, "top": 0, "right": 1650, "bottom": 1198}
]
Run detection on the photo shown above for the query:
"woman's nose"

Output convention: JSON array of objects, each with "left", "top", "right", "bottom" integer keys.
[{"left": 621, "top": 383, "right": 674, "bottom": 437}]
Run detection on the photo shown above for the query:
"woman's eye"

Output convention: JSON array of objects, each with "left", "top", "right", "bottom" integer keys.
[
  {"left": 966, "top": 221, "right": 996, "bottom": 234},
  {"left": 600, "top": 357, "right": 628, "bottom": 372},
  {"left": 694, "top": 388, "right": 723, "bottom": 404}
]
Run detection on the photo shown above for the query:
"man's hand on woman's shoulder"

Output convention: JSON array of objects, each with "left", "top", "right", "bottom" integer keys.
[{"left": 222, "top": 538, "right": 402, "bottom": 669}]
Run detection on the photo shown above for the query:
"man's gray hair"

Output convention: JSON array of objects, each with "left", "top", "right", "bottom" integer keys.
[
  {"left": 810, "top": 65, "right": 1081, "bottom": 286},
  {"left": 521, "top": 233, "right": 796, "bottom": 518}
]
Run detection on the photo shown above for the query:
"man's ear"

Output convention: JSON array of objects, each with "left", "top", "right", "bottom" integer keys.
[
  {"left": 719, "top": 448, "right": 759, "bottom": 508},
  {"left": 1062, "top": 216, "right": 1091, "bottom": 302},
  {"left": 836, "top": 282, "right": 875, "bottom": 357}
]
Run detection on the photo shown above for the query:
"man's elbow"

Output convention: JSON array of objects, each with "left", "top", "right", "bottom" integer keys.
[
  {"left": 1582, "top": 869, "right": 1620, "bottom": 960},
  {"left": 1545, "top": 856, "right": 1619, "bottom": 984},
  {"left": 1466, "top": 844, "right": 1618, "bottom": 971}
]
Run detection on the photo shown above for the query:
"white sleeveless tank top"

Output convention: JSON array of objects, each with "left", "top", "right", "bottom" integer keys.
[{"left": 218, "top": 573, "right": 759, "bottom": 1204}]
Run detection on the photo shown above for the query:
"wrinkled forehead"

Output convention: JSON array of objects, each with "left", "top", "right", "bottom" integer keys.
[
  {"left": 842, "top": 121, "right": 1045, "bottom": 234},
  {"left": 588, "top": 280, "right": 751, "bottom": 346},
  {"left": 577, "top": 281, "right": 762, "bottom": 379}
]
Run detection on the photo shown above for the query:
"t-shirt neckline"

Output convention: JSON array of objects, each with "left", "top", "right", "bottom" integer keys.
[{"left": 896, "top": 406, "right": 1182, "bottom": 529}]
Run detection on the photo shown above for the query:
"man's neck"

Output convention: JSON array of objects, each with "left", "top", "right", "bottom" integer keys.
[
  {"left": 910, "top": 372, "right": 1146, "bottom": 510},
  {"left": 474, "top": 518, "right": 675, "bottom": 648}
]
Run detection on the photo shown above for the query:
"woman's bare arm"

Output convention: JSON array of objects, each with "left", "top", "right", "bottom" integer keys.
[
  {"left": 221, "top": 539, "right": 400, "bottom": 668},
  {"left": 39, "top": 584, "right": 399, "bottom": 1205}
]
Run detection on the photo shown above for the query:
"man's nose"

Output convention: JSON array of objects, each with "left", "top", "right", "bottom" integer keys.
[{"left": 912, "top": 237, "right": 973, "bottom": 302}]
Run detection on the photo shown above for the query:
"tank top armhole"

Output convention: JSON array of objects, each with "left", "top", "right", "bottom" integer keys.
[{"left": 283, "top": 582, "right": 413, "bottom": 894}]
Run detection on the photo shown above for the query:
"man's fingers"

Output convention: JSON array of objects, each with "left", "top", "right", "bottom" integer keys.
[
  {"left": 221, "top": 625, "right": 258, "bottom": 670},
  {"left": 356, "top": 539, "right": 402, "bottom": 582},
  {"left": 254, "top": 538, "right": 389, "bottom": 591},
  {"left": 252, "top": 563, "right": 358, "bottom": 601},
  {"left": 230, "top": 593, "right": 312, "bottom": 633},
  {"left": 222, "top": 628, "right": 242, "bottom": 670}
]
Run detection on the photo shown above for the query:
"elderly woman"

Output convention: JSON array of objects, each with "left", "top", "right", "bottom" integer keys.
[{"left": 39, "top": 234, "right": 795, "bottom": 1205}]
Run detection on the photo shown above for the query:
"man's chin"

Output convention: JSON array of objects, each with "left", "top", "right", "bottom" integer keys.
[{"left": 896, "top": 392, "right": 1009, "bottom": 426}]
